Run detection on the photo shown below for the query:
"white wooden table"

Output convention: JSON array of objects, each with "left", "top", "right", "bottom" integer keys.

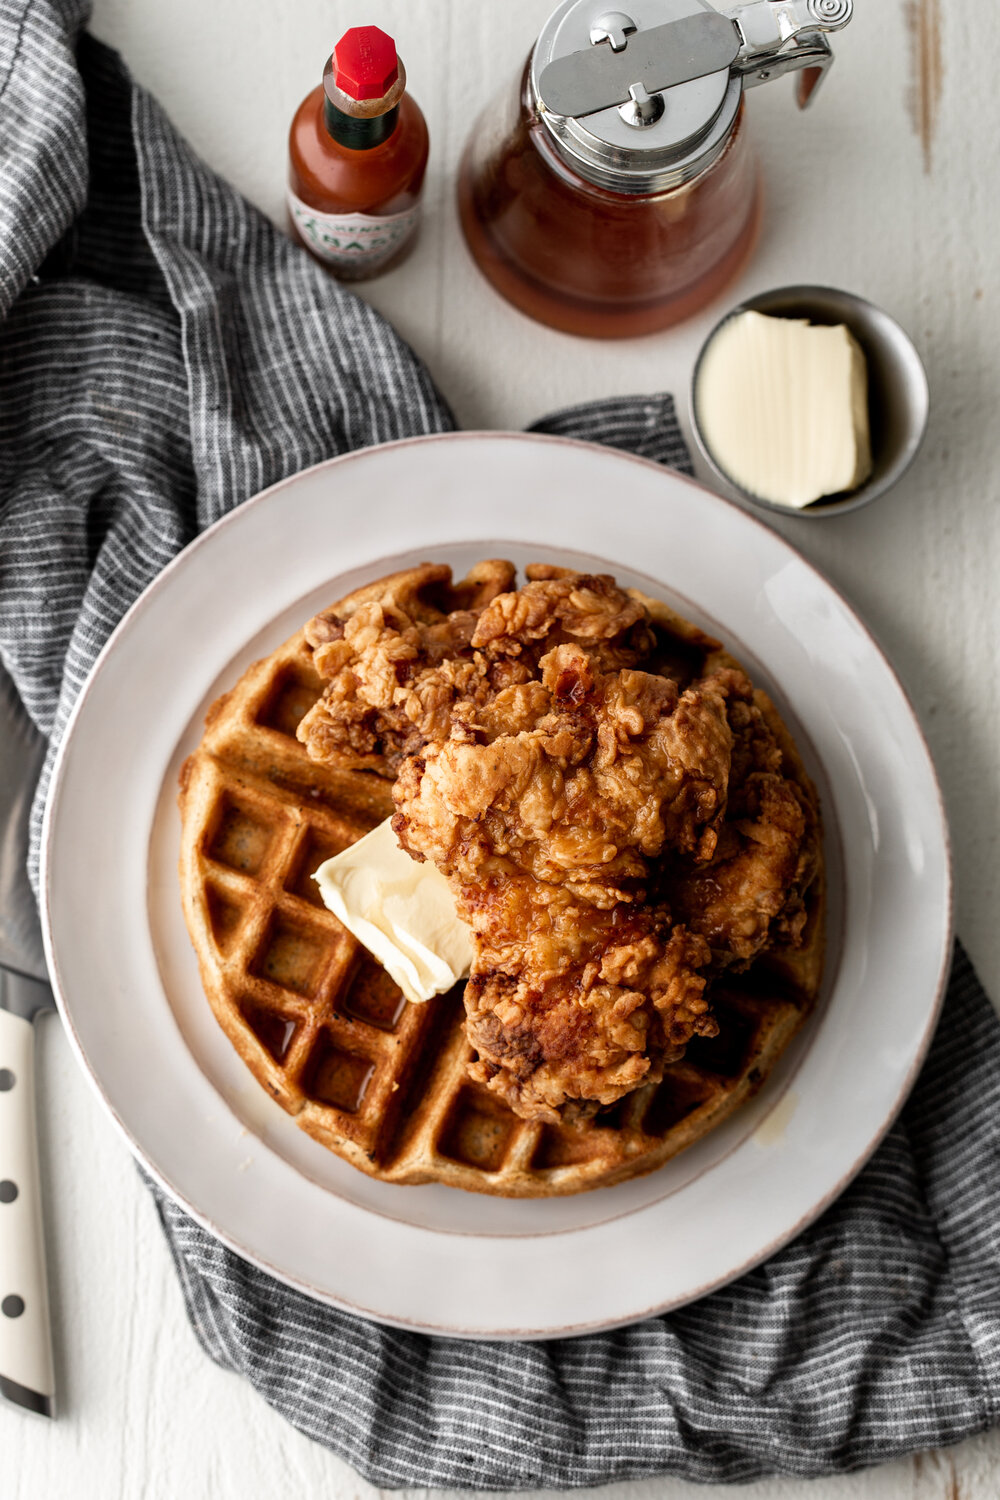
[{"left": 8, "top": 1, "right": 1000, "bottom": 1495}]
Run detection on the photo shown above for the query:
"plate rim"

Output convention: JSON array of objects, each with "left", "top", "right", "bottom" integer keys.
[{"left": 40, "top": 429, "right": 954, "bottom": 1338}]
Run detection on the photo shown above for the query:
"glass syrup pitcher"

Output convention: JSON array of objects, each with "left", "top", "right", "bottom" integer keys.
[{"left": 458, "top": 0, "right": 853, "bottom": 338}]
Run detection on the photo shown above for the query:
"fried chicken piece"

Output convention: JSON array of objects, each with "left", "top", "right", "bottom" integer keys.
[
  {"left": 392, "top": 643, "right": 736, "bottom": 902},
  {"left": 299, "top": 566, "right": 818, "bottom": 1123},
  {"left": 387, "top": 638, "right": 741, "bottom": 1118},
  {"left": 456, "top": 878, "right": 714, "bottom": 1123},
  {"left": 472, "top": 572, "right": 662, "bottom": 676},
  {"left": 665, "top": 683, "right": 821, "bottom": 965},
  {"left": 473, "top": 572, "right": 645, "bottom": 649},
  {"left": 298, "top": 598, "right": 492, "bottom": 774},
  {"left": 668, "top": 774, "right": 808, "bottom": 963}
]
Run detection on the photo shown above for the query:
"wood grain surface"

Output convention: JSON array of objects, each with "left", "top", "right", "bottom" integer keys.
[{"left": 6, "top": 0, "right": 999, "bottom": 1495}]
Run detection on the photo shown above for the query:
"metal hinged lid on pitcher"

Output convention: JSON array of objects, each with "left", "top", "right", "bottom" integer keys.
[{"left": 458, "top": 0, "right": 854, "bottom": 337}]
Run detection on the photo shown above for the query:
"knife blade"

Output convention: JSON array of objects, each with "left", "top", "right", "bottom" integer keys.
[{"left": 0, "top": 665, "right": 56, "bottom": 1417}]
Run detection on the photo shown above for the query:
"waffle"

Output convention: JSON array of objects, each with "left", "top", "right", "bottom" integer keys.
[{"left": 178, "top": 563, "right": 825, "bottom": 1197}]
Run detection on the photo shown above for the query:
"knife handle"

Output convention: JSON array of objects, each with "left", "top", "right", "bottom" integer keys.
[{"left": 0, "top": 1007, "right": 55, "bottom": 1416}]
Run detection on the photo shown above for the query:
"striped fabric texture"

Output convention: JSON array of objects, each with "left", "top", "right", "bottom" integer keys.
[{"left": 1, "top": 0, "right": 998, "bottom": 1487}]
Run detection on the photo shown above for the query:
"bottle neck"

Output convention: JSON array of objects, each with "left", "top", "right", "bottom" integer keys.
[{"left": 324, "top": 97, "right": 400, "bottom": 151}]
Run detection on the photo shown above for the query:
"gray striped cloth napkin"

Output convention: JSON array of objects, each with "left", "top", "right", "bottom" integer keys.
[{"left": 2, "top": 0, "right": 999, "bottom": 1488}]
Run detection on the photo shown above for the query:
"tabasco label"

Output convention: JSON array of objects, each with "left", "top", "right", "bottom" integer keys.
[{"left": 287, "top": 188, "right": 421, "bottom": 273}]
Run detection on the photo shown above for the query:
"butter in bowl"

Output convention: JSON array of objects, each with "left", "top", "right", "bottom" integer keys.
[{"left": 690, "top": 285, "right": 929, "bottom": 519}]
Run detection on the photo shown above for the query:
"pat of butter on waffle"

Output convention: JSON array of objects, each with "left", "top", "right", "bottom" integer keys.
[{"left": 313, "top": 818, "right": 473, "bottom": 1004}]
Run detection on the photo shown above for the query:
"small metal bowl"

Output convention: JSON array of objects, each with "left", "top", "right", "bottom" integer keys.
[{"left": 690, "top": 285, "right": 930, "bottom": 519}]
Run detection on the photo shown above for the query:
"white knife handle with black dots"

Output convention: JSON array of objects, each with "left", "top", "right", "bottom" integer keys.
[{"left": 0, "top": 995, "right": 55, "bottom": 1416}]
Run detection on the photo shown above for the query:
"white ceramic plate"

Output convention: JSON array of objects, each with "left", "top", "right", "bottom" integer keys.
[{"left": 41, "top": 433, "right": 952, "bottom": 1339}]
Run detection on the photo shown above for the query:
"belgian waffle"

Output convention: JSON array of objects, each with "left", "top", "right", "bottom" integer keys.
[{"left": 178, "top": 563, "right": 825, "bottom": 1197}]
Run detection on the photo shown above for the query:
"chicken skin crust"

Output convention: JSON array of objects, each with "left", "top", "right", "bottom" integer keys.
[{"left": 299, "top": 566, "right": 819, "bottom": 1124}]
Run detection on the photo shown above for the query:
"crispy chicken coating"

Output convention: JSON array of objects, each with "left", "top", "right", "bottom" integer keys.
[
  {"left": 392, "top": 644, "right": 735, "bottom": 899},
  {"left": 663, "top": 673, "right": 819, "bottom": 964},
  {"left": 299, "top": 567, "right": 819, "bottom": 1124},
  {"left": 458, "top": 883, "right": 714, "bottom": 1122}
]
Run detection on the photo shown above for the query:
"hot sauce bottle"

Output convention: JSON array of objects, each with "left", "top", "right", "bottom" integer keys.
[
  {"left": 288, "top": 26, "right": 429, "bottom": 282},
  {"left": 459, "top": 0, "right": 854, "bottom": 338}
]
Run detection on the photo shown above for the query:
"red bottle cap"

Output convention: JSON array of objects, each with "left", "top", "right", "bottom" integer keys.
[{"left": 332, "top": 27, "right": 399, "bottom": 102}]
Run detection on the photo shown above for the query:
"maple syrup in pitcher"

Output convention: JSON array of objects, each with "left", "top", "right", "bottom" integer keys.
[{"left": 459, "top": 0, "right": 854, "bottom": 338}]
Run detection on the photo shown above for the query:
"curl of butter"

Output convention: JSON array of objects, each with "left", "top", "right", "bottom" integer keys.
[
  {"left": 698, "top": 310, "right": 873, "bottom": 509},
  {"left": 313, "top": 819, "right": 473, "bottom": 1004}
]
